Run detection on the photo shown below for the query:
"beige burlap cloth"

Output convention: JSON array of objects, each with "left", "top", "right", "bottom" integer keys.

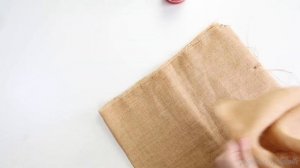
[{"left": 100, "top": 24, "right": 299, "bottom": 168}]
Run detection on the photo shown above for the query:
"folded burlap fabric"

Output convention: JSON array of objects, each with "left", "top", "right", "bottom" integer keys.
[
  {"left": 215, "top": 87, "right": 300, "bottom": 168},
  {"left": 100, "top": 24, "right": 299, "bottom": 168}
]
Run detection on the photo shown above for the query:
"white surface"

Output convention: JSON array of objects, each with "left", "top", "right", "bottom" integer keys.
[{"left": 0, "top": 0, "right": 300, "bottom": 167}]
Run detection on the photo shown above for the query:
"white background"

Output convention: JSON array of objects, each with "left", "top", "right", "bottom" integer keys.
[{"left": 0, "top": 0, "right": 300, "bottom": 167}]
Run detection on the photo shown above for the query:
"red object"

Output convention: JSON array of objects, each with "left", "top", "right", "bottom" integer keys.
[{"left": 167, "top": 0, "right": 184, "bottom": 4}]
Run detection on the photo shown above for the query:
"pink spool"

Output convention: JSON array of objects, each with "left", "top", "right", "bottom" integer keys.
[{"left": 167, "top": 0, "right": 184, "bottom": 4}]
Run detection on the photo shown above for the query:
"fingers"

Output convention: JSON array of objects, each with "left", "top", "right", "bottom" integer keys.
[
  {"left": 215, "top": 140, "right": 244, "bottom": 168},
  {"left": 239, "top": 138, "right": 258, "bottom": 168},
  {"left": 215, "top": 139, "right": 258, "bottom": 168}
]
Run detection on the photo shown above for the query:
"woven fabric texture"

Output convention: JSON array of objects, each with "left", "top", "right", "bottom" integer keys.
[{"left": 100, "top": 24, "right": 278, "bottom": 168}]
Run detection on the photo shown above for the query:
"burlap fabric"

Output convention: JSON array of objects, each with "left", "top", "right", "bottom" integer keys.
[{"left": 100, "top": 24, "right": 279, "bottom": 168}]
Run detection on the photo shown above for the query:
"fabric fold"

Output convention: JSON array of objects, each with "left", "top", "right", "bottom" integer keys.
[{"left": 215, "top": 87, "right": 300, "bottom": 168}]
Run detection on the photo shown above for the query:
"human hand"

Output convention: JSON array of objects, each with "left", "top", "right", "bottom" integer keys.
[{"left": 215, "top": 139, "right": 258, "bottom": 168}]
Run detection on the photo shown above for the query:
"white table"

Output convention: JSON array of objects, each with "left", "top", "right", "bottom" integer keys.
[{"left": 0, "top": 0, "right": 300, "bottom": 167}]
